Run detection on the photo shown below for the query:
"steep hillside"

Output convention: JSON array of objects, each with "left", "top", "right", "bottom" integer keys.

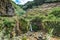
[
  {"left": 20, "top": 2, "right": 60, "bottom": 36},
  {"left": 12, "top": 2, "right": 26, "bottom": 16},
  {"left": 0, "top": 1, "right": 60, "bottom": 40},
  {"left": 21, "top": 2, "right": 60, "bottom": 21}
]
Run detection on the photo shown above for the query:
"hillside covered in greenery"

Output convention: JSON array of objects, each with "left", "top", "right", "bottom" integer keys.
[{"left": 0, "top": 0, "right": 60, "bottom": 40}]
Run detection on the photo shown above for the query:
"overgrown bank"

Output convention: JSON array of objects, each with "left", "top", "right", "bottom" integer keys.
[{"left": 0, "top": 0, "right": 60, "bottom": 40}]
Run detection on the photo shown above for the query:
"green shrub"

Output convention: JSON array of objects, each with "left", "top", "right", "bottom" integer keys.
[
  {"left": 0, "top": 17, "right": 4, "bottom": 31},
  {"left": 49, "top": 7, "right": 60, "bottom": 18},
  {"left": 44, "top": 21, "right": 60, "bottom": 36},
  {"left": 19, "top": 19, "right": 29, "bottom": 33},
  {"left": 3, "top": 18, "right": 15, "bottom": 35},
  {"left": 0, "top": 21, "right": 3, "bottom": 31},
  {"left": 22, "top": 36, "right": 27, "bottom": 40},
  {"left": 3, "top": 18, "right": 15, "bottom": 27}
]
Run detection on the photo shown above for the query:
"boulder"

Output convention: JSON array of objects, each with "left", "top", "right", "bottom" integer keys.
[{"left": 0, "top": 0, "right": 14, "bottom": 16}]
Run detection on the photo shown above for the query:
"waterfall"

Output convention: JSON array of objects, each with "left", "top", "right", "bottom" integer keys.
[{"left": 30, "top": 24, "right": 33, "bottom": 32}]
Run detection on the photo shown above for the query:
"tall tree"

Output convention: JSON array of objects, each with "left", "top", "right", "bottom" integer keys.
[
  {"left": 34, "top": 0, "right": 45, "bottom": 5},
  {"left": 45, "top": 0, "right": 60, "bottom": 2}
]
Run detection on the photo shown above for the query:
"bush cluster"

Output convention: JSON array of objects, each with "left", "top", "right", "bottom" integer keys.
[
  {"left": 0, "top": 17, "right": 15, "bottom": 35},
  {"left": 44, "top": 21, "right": 60, "bottom": 36}
]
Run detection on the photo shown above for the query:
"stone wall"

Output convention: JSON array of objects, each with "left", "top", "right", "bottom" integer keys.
[{"left": 0, "top": 0, "right": 14, "bottom": 16}]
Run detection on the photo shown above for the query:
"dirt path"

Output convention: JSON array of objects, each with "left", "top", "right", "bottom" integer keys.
[{"left": 25, "top": 31, "right": 60, "bottom": 40}]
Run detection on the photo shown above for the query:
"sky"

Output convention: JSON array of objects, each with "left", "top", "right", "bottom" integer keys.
[{"left": 12, "top": 0, "right": 33, "bottom": 5}]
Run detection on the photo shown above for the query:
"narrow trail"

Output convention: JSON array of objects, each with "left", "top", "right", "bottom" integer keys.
[{"left": 10, "top": 16, "right": 22, "bottom": 38}]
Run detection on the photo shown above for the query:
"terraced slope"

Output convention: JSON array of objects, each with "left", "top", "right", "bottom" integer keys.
[{"left": 21, "top": 2, "right": 60, "bottom": 21}]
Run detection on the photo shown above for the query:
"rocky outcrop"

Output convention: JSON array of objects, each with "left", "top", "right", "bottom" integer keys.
[{"left": 0, "top": 0, "right": 14, "bottom": 16}]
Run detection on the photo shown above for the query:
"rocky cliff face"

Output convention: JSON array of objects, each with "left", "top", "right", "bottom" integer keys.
[{"left": 0, "top": 0, "right": 14, "bottom": 16}]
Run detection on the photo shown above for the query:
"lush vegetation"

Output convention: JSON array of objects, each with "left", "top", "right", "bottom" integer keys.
[
  {"left": 22, "top": 0, "right": 60, "bottom": 10},
  {"left": 0, "top": 0, "right": 60, "bottom": 40}
]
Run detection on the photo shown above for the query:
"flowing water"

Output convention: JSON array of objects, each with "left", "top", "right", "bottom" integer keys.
[{"left": 30, "top": 24, "right": 33, "bottom": 32}]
